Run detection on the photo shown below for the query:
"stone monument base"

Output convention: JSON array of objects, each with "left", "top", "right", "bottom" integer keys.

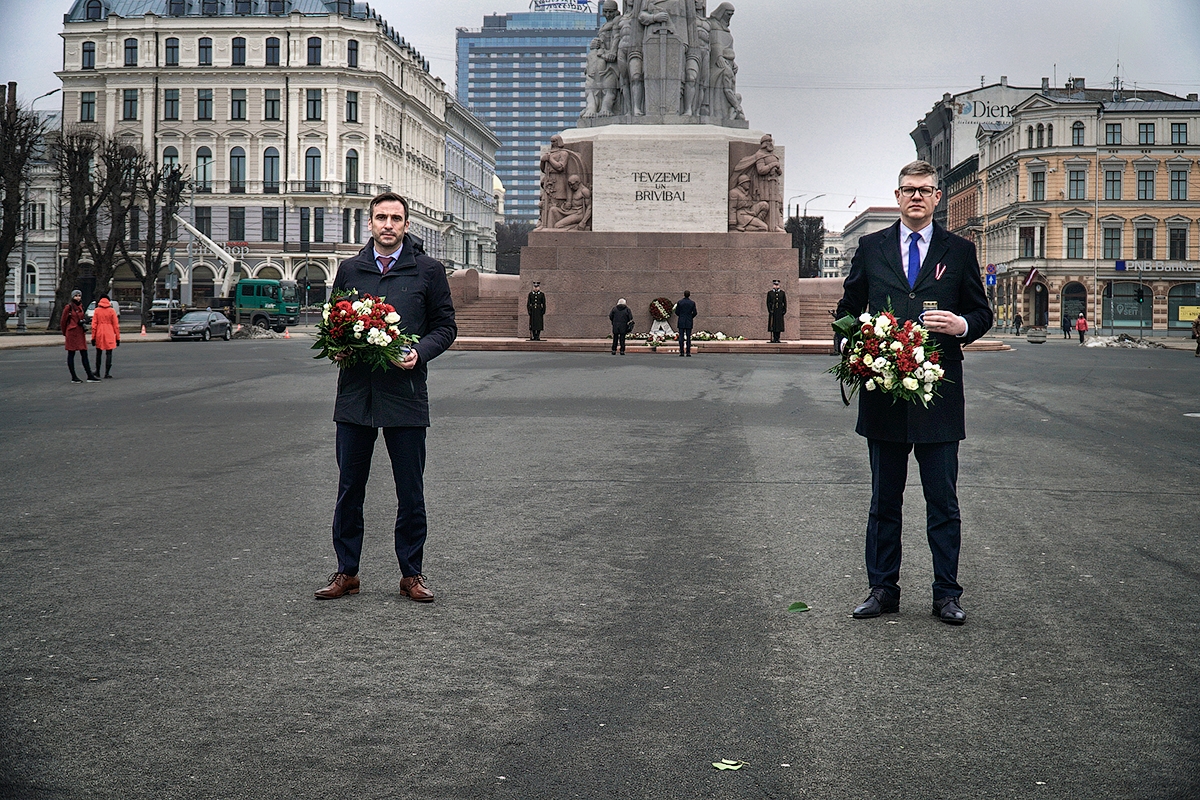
[{"left": 518, "top": 230, "right": 801, "bottom": 340}]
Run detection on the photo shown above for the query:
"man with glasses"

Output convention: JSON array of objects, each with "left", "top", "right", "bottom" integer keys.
[{"left": 834, "top": 160, "right": 992, "bottom": 626}]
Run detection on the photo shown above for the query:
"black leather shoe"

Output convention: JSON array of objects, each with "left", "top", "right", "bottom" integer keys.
[
  {"left": 932, "top": 596, "right": 966, "bottom": 625},
  {"left": 852, "top": 587, "right": 899, "bottom": 618}
]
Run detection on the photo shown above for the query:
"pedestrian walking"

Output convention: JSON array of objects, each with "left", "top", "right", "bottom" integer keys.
[
  {"left": 314, "top": 192, "right": 458, "bottom": 603},
  {"left": 61, "top": 290, "right": 99, "bottom": 383},
  {"left": 1075, "top": 312, "right": 1088, "bottom": 344},
  {"left": 1061, "top": 313, "right": 1072, "bottom": 339},
  {"left": 90, "top": 297, "right": 121, "bottom": 379},
  {"left": 674, "top": 291, "right": 697, "bottom": 356},
  {"left": 526, "top": 281, "right": 546, "bottom": 341},
  {"left": 609, "top": 298, "right": 633, "bottom": 355},
  {"left": 1013, "top": 312, "right": 1023, "bottom": 337},
  {"left": 1192, "top": 314, "right": 1200, "bottom": 357},
  {"left": 767, "top": 279, "right": 787, "bottom": 343},
  {"left": 835, "top": 160, "right": 993, "bottom": 626}
]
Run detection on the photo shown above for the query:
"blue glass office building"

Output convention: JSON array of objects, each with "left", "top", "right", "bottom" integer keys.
[{"left": 456, "top": 4, "right": 601, "bottom": 224}]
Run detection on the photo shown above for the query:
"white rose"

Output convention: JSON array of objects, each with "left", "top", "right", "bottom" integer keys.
[
  {"left": 890, "top": 340, "right": 903, "bottom": 351},
  {"left": 353, "top": 321, "right": 365, "bottom": 332},
  {"left": 877, "top": 316, "right": 892, "bottom": 332},
  {"left": 923, "top": 393, "right": 932, "bottom": 402},
  {"left": 913, "top": 346, "right": 924, "bottom": 362},
  {"left": 914, "top": 367, "right": 925, "bottom": 379},
  {"left": 863, "top": 353, "right": 874, "bottom": 366},
  {"left": 882, "top": 375, "right": 894, "bottom": 390},
  {"left": 865, "top": 379, "right": 877, "bottom": 391},
  {"left": 385, "top": 311, "right": 400, "bottom": 325},
  {"left": 352, "top": 301, "right": 363, "bottom": 312},
  {"left": 322, "top": 308, "right": 330, "bottom": 322},
  {"left": 902, "top": 377, "right": 919, "bottom": 391},
  {"left": 924, "top": 382, "right": 934, "bottom": 392},
  {"left": 353, "top": 331, "right": 362, "bottom": 339},
  {"left": 859, "top": 312, "right": 872, "bottom": 323}
]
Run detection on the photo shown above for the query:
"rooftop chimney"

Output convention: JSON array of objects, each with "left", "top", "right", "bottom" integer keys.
[
  {"left": 1000, "top": 75, "right": 1008, "bottom": 87},
  {"left": 1073, "top": 77, "right": 1086, "bottom": 91},
  {"left": 1041, "top": 77, "right": 1050, "bottom": 91},
  {"left": 1190, "top": 93, "right": 1198, "bottom": 102}
]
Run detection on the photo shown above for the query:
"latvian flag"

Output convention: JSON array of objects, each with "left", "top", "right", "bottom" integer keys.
[{"left": 1023, "top": 267, "right": 1040, "bottom": 288}]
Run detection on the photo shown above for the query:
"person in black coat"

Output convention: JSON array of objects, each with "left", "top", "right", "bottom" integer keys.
[
  {"left": 835, "top": 161, "right": 993, "bottom": 626},
  {"left": 526, "top": 281, "right": 546, "bottom": 340},
  {"left": 767, "top": 280, "right": 787, "bottom": 342},
  {"left": 609, "top": 298, "right": 633, "bottom": 355},
  {"left": 674, "top": 290, "right": 697, "bottom": 356},
  {"left": 315, "top": 192, "right": 457, "bottom": 604}
]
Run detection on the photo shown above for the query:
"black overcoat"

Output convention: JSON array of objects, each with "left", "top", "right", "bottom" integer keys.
[
  {"left": 609, "top": 304, "right": 633, "bottom": 334},
  {"left": 674, "top": 297, "right": 697, "bottom": 330},
  {"left": 526, "top": 290, "right": 546, "bottom": 331},
  {"left": 836, "top": 221, "right": 993, "bottom": 443},
  {"left": 767, "top": 289, "right": 787, "bottom": 333},
  {"left": 330, "top": 237, "right": 457, "bottom": 428}
]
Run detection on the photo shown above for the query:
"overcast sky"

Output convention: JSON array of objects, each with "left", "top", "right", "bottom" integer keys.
[{"left": 2, "top": 0, "right": 1198, "bottom": 231}]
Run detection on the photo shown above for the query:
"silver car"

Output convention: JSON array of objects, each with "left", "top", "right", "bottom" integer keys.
[{"left": 169, "top": 311, "right": 232, "bottom": 342}]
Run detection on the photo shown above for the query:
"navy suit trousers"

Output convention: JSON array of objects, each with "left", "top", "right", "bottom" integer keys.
[
  {"left": 865, "top": 438, "right": 962, "bottom": 601},
  {"left": 332, "top": 422, "right": 428, "bottom": 578}
]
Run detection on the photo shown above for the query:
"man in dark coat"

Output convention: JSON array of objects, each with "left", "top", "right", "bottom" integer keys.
[
  {"left": 609, "top": 298, "right": 633, "bottom": 355},
  {"left": 767, "top": 279, "right": 786, "bottom": 342},
  {"left": 526, "top": 281, "right": 546, "bottom": 340},
  {"left": 315, "top": 192, "right": 457, "bottom": 603},
  {"left": 835, "top": 160, "right": 993, "bottom": 626},
  {"left": 674, "top": 290, "right": 697, "bottom": 356}
]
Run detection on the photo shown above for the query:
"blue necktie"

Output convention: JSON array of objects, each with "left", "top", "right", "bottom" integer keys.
[{"left": 907, "top": 232, "right": 922, "bottom": 288}]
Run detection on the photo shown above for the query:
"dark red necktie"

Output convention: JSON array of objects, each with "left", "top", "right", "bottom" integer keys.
[{"left": 379, "top": 256, "right": 394, "bottom": 275}]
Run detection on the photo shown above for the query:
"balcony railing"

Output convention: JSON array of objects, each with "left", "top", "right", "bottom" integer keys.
[{"left": 181, "top": 180, "right": 383, "bottom": 197}]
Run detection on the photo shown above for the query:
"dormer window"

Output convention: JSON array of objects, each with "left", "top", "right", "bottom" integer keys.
[
  {"left": 85, "top": 0, "right": 102, "bottom": 20},
  {"left": 235, "top": 0, "right": 251, "bottom": 11},
  {"left": 202, "top": 0, "right": 218, "bottom": 14},
  {"left": 168, "top": 0, "right": 185, "bottom": 14},
  {"left": 268, "top": 0, "right": 284, "bottom": 12}
]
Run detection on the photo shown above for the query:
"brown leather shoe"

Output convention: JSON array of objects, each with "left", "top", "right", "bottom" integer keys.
[
  {"left": 399, "top": 574, "right": 435, "bottom": 603},
  {"left": 314, "top": 572, "right": 360, "bottom": 600}
]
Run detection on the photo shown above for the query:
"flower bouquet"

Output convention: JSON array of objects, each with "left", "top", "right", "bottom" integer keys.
[
  {"left": 829, "top": 308, "right": 947, "bottom": 407},
  {"left": 650, "top": 297, "right": 673, "bottom": 321},
  {"left": 312, "top": 290, "right": 420, "bottom": 371}
]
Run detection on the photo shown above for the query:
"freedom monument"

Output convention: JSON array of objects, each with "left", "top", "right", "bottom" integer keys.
[{"left": 518, "top": 0, "right": 802, "bottom": 339}]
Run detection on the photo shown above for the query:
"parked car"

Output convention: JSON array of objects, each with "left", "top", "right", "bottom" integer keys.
[
  {"left": 86, "top": 300, "right": 120, "bottom": 318},
  {"left": 151, "top": 299, "right": 183, "bottom": 325},
  {"left": 169, "top": 311, "right": 232, "bottom": 342}
]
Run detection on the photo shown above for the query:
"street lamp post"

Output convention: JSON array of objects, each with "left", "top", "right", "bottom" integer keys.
[
  {"left": 786, "top": 194, "right": 807, "bottom": 220},
  {"left": 800, "top": 194, "right": 825, "bottom": 277},
  {"left": 16, "top": 87, "right": 60, "bottom": 333}
]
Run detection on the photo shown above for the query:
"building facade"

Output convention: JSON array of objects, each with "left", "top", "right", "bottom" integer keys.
[
  {"left": 2, "top": 108, "right": 61, "bottom": 319},
  {"left": 445, "top": 99, "right": 502, "bottom": 271},
  {"left": 840, "top": 206, "right": 900, "bottom": 267},
  {"left": 57, "top": 0, "right": 497, "bottom": 308},
  {"left": 456, "top": 4, "right": 600, "bottom": 225},
  {"left": 978, "top": 93, "right": 1200, "bottom": 335}
]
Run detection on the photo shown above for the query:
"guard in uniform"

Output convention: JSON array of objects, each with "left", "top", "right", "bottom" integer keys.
[
  {"left": 527, "top": 281, "right": 546, "bottom": 341},
  {"left": 767, "top": 279, "right": 787, "bottom": 343}
]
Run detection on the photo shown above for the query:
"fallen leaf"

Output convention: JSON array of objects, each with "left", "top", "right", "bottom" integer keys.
[
  {"left": 787, "top": 602, "right": 810, "bottom": 613},
  {"left": 712, "top": 759, "right": 748, "bottom": 770}
]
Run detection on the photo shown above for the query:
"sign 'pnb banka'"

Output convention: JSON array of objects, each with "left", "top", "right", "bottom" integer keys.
[{"left": 1118, "top": 260, "right": 1198, "bottom": 272}]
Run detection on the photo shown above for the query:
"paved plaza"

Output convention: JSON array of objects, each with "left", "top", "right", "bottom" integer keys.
[{"left": 1, "top": 338, "right": 1197, "bottom": 799}]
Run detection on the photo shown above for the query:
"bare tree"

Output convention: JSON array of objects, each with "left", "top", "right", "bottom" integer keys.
[
  {"left": 0, "top": 82, "right": 48, "bottom": 331},
  {"left": 49, "top": 127, "right": 113, "bottom": 329},
  {"left": 83, "top": 139, "right": 144, "bottom": 304},
  {"left": 118, "top": 159, "right": 188, "bottom": 330}
]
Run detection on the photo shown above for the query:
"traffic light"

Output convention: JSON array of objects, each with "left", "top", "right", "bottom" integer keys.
[{"left": 1136, "top": 287, "right": 1145, "bottom": 304}]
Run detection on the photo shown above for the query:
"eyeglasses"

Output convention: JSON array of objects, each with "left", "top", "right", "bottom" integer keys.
[{"left": 898, "top": 186, "right": 938, "bottom": 198}]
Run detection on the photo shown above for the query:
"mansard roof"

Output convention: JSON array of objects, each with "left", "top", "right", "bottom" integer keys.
[{"left": 65, "top": 0, "right": 364, "bottom": 21}]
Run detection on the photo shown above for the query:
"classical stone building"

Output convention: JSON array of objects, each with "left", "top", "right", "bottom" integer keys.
[
  {"left": 978, "top": 92, "right": 1200, "bottom": 335},
  {"left": 58, "top": 0, "right": 498, "bottom": 308},
  {"left": 839, "top": 206, "right": 900, "bottom": 267}
]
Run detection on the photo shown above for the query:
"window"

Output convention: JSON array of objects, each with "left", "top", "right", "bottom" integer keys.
[
  {"left": 124, "top": 38, "right": 139, "bottom": 67},
  {"left": 345, "top": 91, "right": 358, "bottom": 122},
  {"left": 199, "top": 38, "right": 212, "bottom": 66},
  {"left": 264, "top": 89, "right": 280, "bottom": 120},
  {"left": 314, "top": 208, "right": 325, "bottom": 243},
  {"left": 163, "top": 89, "right": 179, "bottom": 120},
  {"left": 305, "top": 147, "right": 322, "bottom": 191},
  {"left": 228, "top": 207, "right": 245, "bottom": 241},
  {"left": 195, "top": 147, "right": 213, "bottom": 192},
  {"left": 165, "top": 38, "right": 179, "bottom": 66},
  {"left": 345, "top": 149, "right": 359, "bottom": 192},
  {"left": 1046, "top": 124, "right": 1053, "bottom": 147},
  {"left": 195, "top": 206, "right": 212, "bottom": 237},
  {"left": 1171, "top": 170, "right": 1188, "bottom": 201},
  {"left": 306, "top": 89, "right": 321, "bottom": 120},
  {"left": 201, "top": 0, "right": 217, "bottom": 13},
  {"left": 86, "top": 0, "right": 102, "bottom": 20},
  {"left": 300, "top": 207, "right": 310, "bottom": 245},
  {"left": 122, "top": 89, "right": 138, "bottom": 120},
  {"left": 1072, "top": 121, "right": 1085, "bottom": 146},
  {"left": 1068, "top": 169, "right": 1086, "bottom": 200},
  {"left": 24, "top": 264, "right": 37, "bottom": 296},
  {"left": 1036, "top": 124, "right": 1044, "bottom": 148},
  {"left": 1106, "top": 123, "right": 1121, "bottom": 145},
  {"left": 1172, "top": 123, "right": 1188, "bottom": 145},
  {"left": 230, "top": 89, "right": 246, "bottom": 120},
  {"left": 268, "top": 0, "right": 284, "bottom": 12},
  {"left": 232, "top": 37, "right": 246, "bottom": 66},
  {"left": 1139, "top": 123, "right": 1155, "bottom": 145},
  {"left": 82, "top": 41, "right": 95, "bottom": 70},
  {"left": 347, "top": 39, "right": 358, "bottom": 68},
  {"left": 308, "top": 37, "right": 322, "bottom": 66},
  {"left": 263, "top": 147, "right": 280, "bottom": 192},
  {"left": 1027, "top": 126, "right": 1034, "bottom": 149},
  {"left": 162, "top": 146, "right": 179, "bottom": 167},
  {"left": 1170, "top": 228, "right": 1187, "bottom": 260},
  {"left": 262, "top": 207, "right": 279, "bottom": 241},
  {"left": 229, "top": 147, "right": 246, "bottom": 193},
  {"left": 1105, "top": 170, "right": 1122, "bottom": 200},
  {"left": 1067, "top": 228, "right": 1084, "bottom": 259},
  {"left": 343, "top": 208, "right": 352, "bottom": 242},
  {"left": 1020, "top": 226, "right": 1035, "bottom": 258},
  {"left": 1031, "top": 172, "right": 1045, "bottom": 202},
  {"left": 1138, "top": 170, "right": 1155, "bottom": 200},
  {"left": 354, "top": 209, "right": 362, "bottom": 244},
  {"left": 168, "top": 0, "right": 185, "bottom": 14},
  {"left": 1136, "top": 228, "right": 1154, "bottom": 259},
  {"left": 235, "top": 0, "right": 251, "bottom": 12},
  {"left": 265, "top": 37, "right": 280, "bottom": 66},
  {"left": 197, "top": 89, "right": 213, "bottom": 120},
  {"left": 1103, "top": 227, "right": 1122, "bottom": 259}
]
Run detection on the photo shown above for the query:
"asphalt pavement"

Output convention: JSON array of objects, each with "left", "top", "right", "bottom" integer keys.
[{"left": 1, "top": 337, "right": 1197, "bottom": 799}]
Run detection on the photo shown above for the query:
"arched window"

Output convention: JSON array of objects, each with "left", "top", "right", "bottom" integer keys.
[
  {"left": 124, "top": 38, "right": 138, "bottom": 67},
  {"left": 307, "top": 37, "right": 322, "bottom": 65},
  {"left": 229, "top": 147, "right": 246, "bottom": 193},
  {"left": 232, "top": 37, "right": 246, "bottom": 66},
  {"left": 1027, "top": 126, "right": 1034, "bottom": 149},
  {"left": 86, "top": 0, "right": 102, "bottom": 20},
  {"left": 162, "top": 146, "right": 179, "bottom": 167},
  {"left": 195, "top": 147, "right": 213, "bottom": 192},
  {"left": 1046, "top": 123, "right": 1053, "bottom": 147},
  {"left": 263, "top": 147, "right": 280, "bottom": 193},
  {"left": 345, "top": 149, "right": 359, "bottom": 193},
  {"left": 25, "top": 264, "right": 37, "bottom": 296},
  {"left": 165, "top": 37, "right": 179, "bottom": 66},
  {"left": 198, "top": 37, "right": 212, "bottom": 66},
  {"left": 305, "top": 148, "right": 322, "bottom": 192},
  {"left": 1036, "top": 124, "right": 1044, "bottom": 148},
  {"left": 265, "top": 37, "right": 280, "bottom": 66},
  {"left": 1072, "top": 121, "right": 1085, "bottom": 146},
  {"left": 347, "top": 39, "right": 359, "bottom": 68},
  {"left": 82, "top": 41, "right": 96, "bottom": 70}
]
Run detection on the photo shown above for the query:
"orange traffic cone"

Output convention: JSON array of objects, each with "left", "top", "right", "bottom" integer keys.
[
  {"left": 140, "top": 325, "right": 147, "bottom": 337},
  {"left": 283, "top": 327, "right": 291, "bottom": 339},
  {"left": 236, "top": 324, "right": 242, "bottom": 332}
]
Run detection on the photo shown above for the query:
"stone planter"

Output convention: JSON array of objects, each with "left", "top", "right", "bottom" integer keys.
[{"left": 1026, "top": 327, "right": 1048, "bottom": 344}]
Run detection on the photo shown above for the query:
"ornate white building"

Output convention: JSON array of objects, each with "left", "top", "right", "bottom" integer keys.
[{"left": 57, "top": 0, "right": 499, "bottom": 308}]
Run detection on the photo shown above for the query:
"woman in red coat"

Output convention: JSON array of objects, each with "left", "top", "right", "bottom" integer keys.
[
  {"left": 90, "top": 296, "right": 121, "bottom": 378},
  {"left": 1075, "top": 313, "right": 1089, "bottom": 344},
  {"left": 61, "top": 289, "right": 99, "bottom": 383}
]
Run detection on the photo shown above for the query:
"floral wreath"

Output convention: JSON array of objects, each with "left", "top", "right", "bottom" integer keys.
[{"left": 649, "top": 297, "right": 673, "bottom": 321}]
